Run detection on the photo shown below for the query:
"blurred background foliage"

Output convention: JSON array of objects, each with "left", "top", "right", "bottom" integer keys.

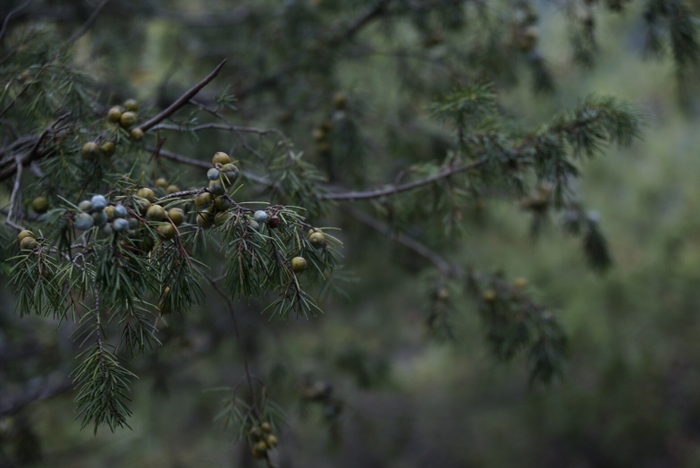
[{"left": 4, "top": 0, "right": 700, "bottom": 467}]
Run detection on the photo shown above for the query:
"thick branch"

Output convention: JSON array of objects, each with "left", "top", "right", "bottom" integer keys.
[{"left": 137, "top": 59, "right": 227, "bottom": 132}]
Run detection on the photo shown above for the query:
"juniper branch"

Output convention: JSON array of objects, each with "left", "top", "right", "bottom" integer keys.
[
  {"left": 324, "top": 157, "right": 489, "bottom": 201},
  {"left": 137, "top": 59, "right": 227, "bottom": 132},
  {"left": 349, "top": 207, "right": 566, "bottom": 383}
]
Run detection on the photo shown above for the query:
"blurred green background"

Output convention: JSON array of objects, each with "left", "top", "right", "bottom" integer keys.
[{"left": 4, "top": 1, "right": 700, "bottom": 467}]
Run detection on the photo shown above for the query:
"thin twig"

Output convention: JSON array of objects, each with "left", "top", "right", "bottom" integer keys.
[
  {"left": 348, "top": 207, "right": 460, "bottom": 277},
  {"left": 334, "top": 0, "right": 392, "bottom": 43},
  {"left": 236, "top": 0, "right": 392, "bottom": 100},
  {"left": 0, "top": 113, "right": 69, "bottom": 181},
  {"left": 137, "top": 60, "right": 227, "bottom": 132},
  {"left": 349, "top": 203, "right": 552, "bottom": 316},
  {"left": 0, "top": 0, "right": 31, "bottom": 43},
  {"left": 197, "top": 267, "right": 259, "bottom": 415},
  {"left": 0, "top": 82, "right": 31, "bottom": 121},
  {"left": 66, "top": 0, "right": 111, "bottom": 45},
  {"left": 152, "top": 122, "right": 287, "bottom": 138},
  {"left": 145, "top": 145, "right": 271, "bottom": 186},
  {"left": 6, "top": 155, "right": 24, "bottom": 231},
  {"left": 190, "top": 98, "right": 288, "bottom": 171},
  {"left": 0, "top": 375, "right": 73, "bottom": 418},
  {"left": 323, "top": 156, "right": 489, "bottom": 201},
  {"left": 147, "top": 145, "right": 210, "bottom": 169}
]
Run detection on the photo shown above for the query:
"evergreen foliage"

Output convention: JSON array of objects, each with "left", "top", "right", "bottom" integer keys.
[{"left": 1, "top": 0, "right": 699, "bottom": 465}]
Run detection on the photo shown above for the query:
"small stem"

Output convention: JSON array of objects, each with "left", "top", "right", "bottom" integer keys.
[
  {"left": 66, "top": 0, "right": 111, "bottom": 45},
  {"left": 6, "top": 156, "right": 25, "bottom": 231},
  {"left": 348, "top": 207, "right": 459, "bottom": 277},
  {"left": 198, "top": 267, "right": 259, "bottom": 415}
]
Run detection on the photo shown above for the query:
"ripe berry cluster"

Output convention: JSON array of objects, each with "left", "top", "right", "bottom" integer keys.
[
  {"left": 248, "top": 421, "right": 279, "bottom": 459},
  {"left": 16, "top": 144, "right": 332, "bottom": 286},
  {"left": 81, "top": 99, "right": 143, "bottom": 161}
]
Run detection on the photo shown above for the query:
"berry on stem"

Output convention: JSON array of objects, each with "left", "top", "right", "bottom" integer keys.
[
  {"left": 291, "top": 257, "right": 308, "bottom": 273},
  {"left": 266, "top": 435, "right": 278, "bottom": 448},
  {"left": 81, "top": 142, "right": 100, "bottom": 160},
  {"left": 195, "top": 192, "right": 212, "bottom": 208},
  {"left": 17, "top": 230, "right": 35, "bottom": 242},
  {"left": 78, "top": 200, "right": 92, "bottom": 212},
  {"left": 20, "top": 236, "right": 38, "bottom": 250},
  {"left": 214, "top": 196, "right": 231, "bottom": 211},
  {"left": 253, "top": 210, "right": 268, "bottom": 223},
  {"left": 514, "top": 277, "right": 528, "bottom": 289},
  {"left": 221, "top": 163, "right": 238, "bottom": 182},
  {"left": 252, "top": 441, "right": 268, "bottom": 459},
  {"left": 107, "top": 107, "right": 122, "bottom": 123},
  {"left": 267, "top": 215, "right": 281, "bottom": 229},
  {"left": 146, "top": 205, "right": 166, "bottom": 221},
  {"left": 100, "top": 141, "right": 116, "bottom": 157},
  {"left": 120, "top": 112, "right": 137, "bottom": 128},
  {"left": 113, "top": 205, "right": 128, "bottom": 218},
  {"left": 92, "top": 210, "right": 108, "bottom": 227},
  {"left": 32, "top": 196, "right": 48, "bottom": 214},
  {"left": 75, "top": 213, "right": 94, "bottom": 230},
  {"left": 207, "top": 168, "right": 220, "bottom": 181},
  {"left": 124, "top": 99, "right": 138, "bottom": 111},
  {"left": 168, "top": 208, "right": 185, "bottom": 226},
  {"left": 113, "top": 218, "right": 129, "bottom": 232},
  {"left": 137, "top": 188, "right": 155, "bottom": 202},
  {"left": 129, "top": 128, "right": 144, "bottom": 141},
  {"left": 208, "top": 180, "right": 224, "bottom": 196},
  {"left": 91, "top": 195, "right": 107, "bottom": 211},
  {"left": 197, "top": 208, "right": 214, "bottom": 228},
  {"left": 309, "top": 231, "right": 326, "bottom": 249},
  {"left": 158, "top": 224, "right": 176, "bottom": 239},
  {"left": 212, "top": 151, "right": 231, "bottom": 166}
]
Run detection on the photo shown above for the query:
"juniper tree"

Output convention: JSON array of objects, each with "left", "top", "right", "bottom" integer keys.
[{"left": 0, "top": 0, "right": 698, "bottom": 465}]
